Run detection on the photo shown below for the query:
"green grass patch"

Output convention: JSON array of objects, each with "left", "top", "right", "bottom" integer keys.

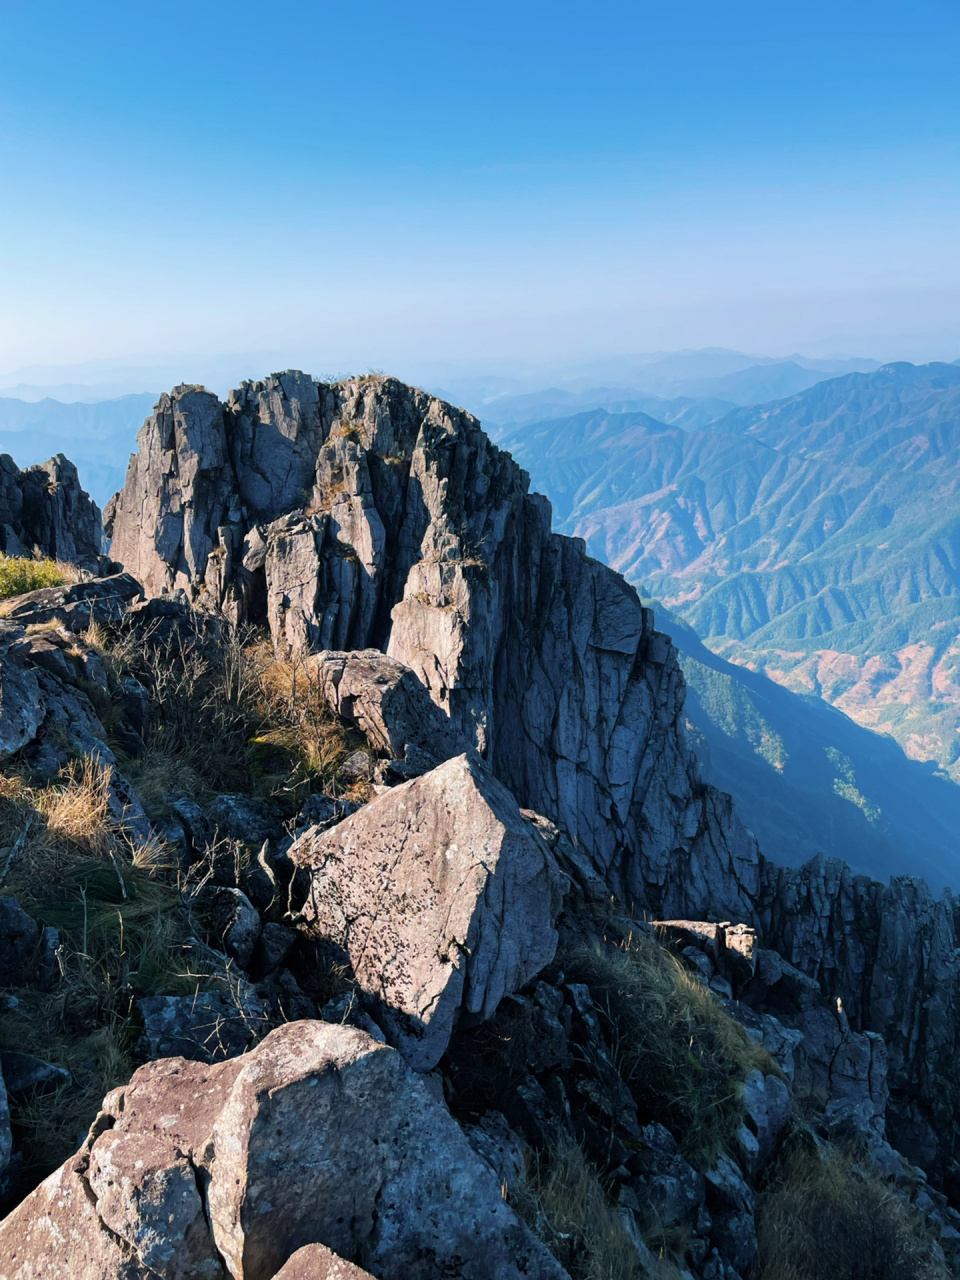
[
  {"left": 0, "top": 554, "right": 66, "bottom": 599},
  {"left": 565, "top": 933, "right": 777, "bottom": 1163},
  {"left": 757, "top": 1141, "right": 950, "bottom": 1280}
]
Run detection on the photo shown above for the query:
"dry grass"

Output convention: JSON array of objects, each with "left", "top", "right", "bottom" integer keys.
[
  {"left": 87, "top": 620, "right": 365, "bottom": 824},
  {"left": 756, "top": 1142, "right": 950, "bottom": 1280},
  {"left": 0, "top": 614, "right": 375, "bottom": 1195},
  {"left": 514, "top": 1138, "right": 682, "bottom": 1280},
  {"left": 250, "top": 645, "right": 366, "bottom": 800},
  {"left": 0, "top": 554, "right": 72, "bottom": 601},
  {"left": 37, "top": 756, "right": 112, "bottom": 853},
  {"left": 0, "top": 760, "right": 209, "bottom": 1186},
  {"left": 565, "top": 933, "right": 776, "bottom": 1163}
]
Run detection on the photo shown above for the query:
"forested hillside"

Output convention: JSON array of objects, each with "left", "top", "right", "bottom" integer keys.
[{"left": 496, "top": 361, "right": 960, "bottom": 782}]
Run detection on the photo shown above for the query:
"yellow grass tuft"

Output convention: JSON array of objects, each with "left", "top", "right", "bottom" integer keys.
[
  {"left": 515, "top": 1138, "right": 683, "bottom": 1280},
  {"left": 757, "top": 1141, "right": 950, "bottom": 1280}
]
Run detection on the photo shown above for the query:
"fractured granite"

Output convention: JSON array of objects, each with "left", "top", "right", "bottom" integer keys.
[
  {"left": 289, "top": 752, "right": 564, "bottom": 1070},
  {"left": 105, "top": 371, "right": 960, "bottom": 1187}
]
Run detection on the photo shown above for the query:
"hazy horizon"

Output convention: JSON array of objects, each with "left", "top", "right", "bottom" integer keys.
[{"left": 0, "top": 345, "right": 953, "bottom": 408}]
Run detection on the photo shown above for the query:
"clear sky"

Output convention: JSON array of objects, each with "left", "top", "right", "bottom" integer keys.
[{"left": 0, "top": 0, "right": 957, "bottom": 377}]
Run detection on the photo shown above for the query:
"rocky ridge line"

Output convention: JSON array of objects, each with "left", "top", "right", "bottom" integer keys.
[
  {"left": 0, "top": 373, "right": 956, "bottom": 1277},
  {"left": 104, "top": 371, "right": 960, "bottom": 1184}
]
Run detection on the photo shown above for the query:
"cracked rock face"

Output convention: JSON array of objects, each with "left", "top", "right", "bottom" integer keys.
[
  {"left": 0, "top": 452, "right": 103, "bottom": 572},
  {"left": 289, "top": 752, "right": 565, "bottom": 1070},
  {"left": 0, "top": 1021, "right": 568, "bottom": 1280},
  {"left": 757, "top": 856, "right": 960, "bottom": 1178},
  {"left": 106, "top": 373, "right": 762, "bottom": 922},
  {"left": 106, "top": 371, "right": 960, "bottom": 1186},
  {"left": 304, "top": 648, "right": 472, "bottom": 769}
]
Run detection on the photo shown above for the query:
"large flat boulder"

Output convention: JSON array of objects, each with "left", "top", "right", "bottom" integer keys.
[
  {"left": 0, "top": 1021, "right": 568, "bottom": 1280},
  {"left": 289, "top": 753, "right": 565, "bottom": 1070}
]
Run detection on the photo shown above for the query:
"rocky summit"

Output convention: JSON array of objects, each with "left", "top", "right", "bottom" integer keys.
[{"left": 0, "top": 371, "right": 957, "bottom": 1279}]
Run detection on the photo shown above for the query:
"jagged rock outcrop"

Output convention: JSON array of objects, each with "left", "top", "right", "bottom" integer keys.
[
  {"left": 0, "top": 564, "right": 957, "bottom": 1273},
  {"left": 0, "top": 1021, "right": 568, "bottom": 1280},
  {"left": 289, "top": 752, "right": 565, "bottom": 1070},
  {"left": 104, "top": 371, "right": 960, "bottom": 1188},
  {"left": 106, "top": 373, "right": 760, "bottom": 921},
  {"left": 0, "top": 453, "right": 103, "bottom": 571},
  {"left": 757, "top": 857, "right": 960, "bottom": 1182}
]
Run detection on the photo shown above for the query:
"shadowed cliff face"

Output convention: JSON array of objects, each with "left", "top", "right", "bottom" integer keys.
[{"left": 107, "top": 371, "right": 960, "bottom": 1187}]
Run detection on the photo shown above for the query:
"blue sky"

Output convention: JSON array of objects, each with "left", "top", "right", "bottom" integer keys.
[{"left": 0, "top": 0, "right": 957, "bottom": 376}]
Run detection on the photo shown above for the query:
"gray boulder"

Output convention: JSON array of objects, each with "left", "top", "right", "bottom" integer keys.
[
  {"left": 191, "top": 886, "right": 262, "bottom": 969},
  {"left": 740, "top": 1068, "right": 791, "bottom": 1168},
  {"left": 289, "top": 752, "right": 565, "bottom": 1071},
  {"left": 633, "top": 1124, "right": 704, "bottom": 1229},
  {"left": 704, "top": 1154, "right": 757, "bottom": 1277},
  {"left": 463, "top": 1111, "right": 527, "bottom": 1196},
  {"left": 172, "top": 797, "right": 216, "bottom": 858},
  {"left": 206, "top": 794, "right": 284, "bottom": 845},
  {"left": 0, "top": 1021, "right": 569, "bottom": 1280},
  {"left": 137, "top": 989, "right": 270, "bottom": 1064},
  {"left": 0, "top": 660, "right": 43, "bottom": 762},
  {"left": 253, "top": 922, "right": 296, "bottom": 976},
  {"left": 0, "top": 1052, "right": 70, "bottom": 1099},
  {"left": 295, "top": 793, "right": 357, "bottom": 832},
  {"left": 306, "top": 648, "right": 470, "bottom": 768},
  {"left": 0, "top": 1150, "right": 143, "bottom": 1279}
]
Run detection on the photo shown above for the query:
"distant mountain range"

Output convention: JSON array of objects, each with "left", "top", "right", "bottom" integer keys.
[
  {"left": 495, "top": 361, "right": 960, "bottom": 790},
  {"left": 476, "top": 388, "right": 737, "bottom": 430},
  {"left": 427, "top": 347, "right": 880, "bottom": 415},
  {"left": 0, "top": 394, "right": 157, "bottom": 506},
  {"left": 1, "top": 354, "right": 957, "bottom": 886},
  {"left": 674, "top": 360, "right": 837, "bottom": 404},
  {"left": 0, "top": 347, "right": 879, "bottom": 507}
]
